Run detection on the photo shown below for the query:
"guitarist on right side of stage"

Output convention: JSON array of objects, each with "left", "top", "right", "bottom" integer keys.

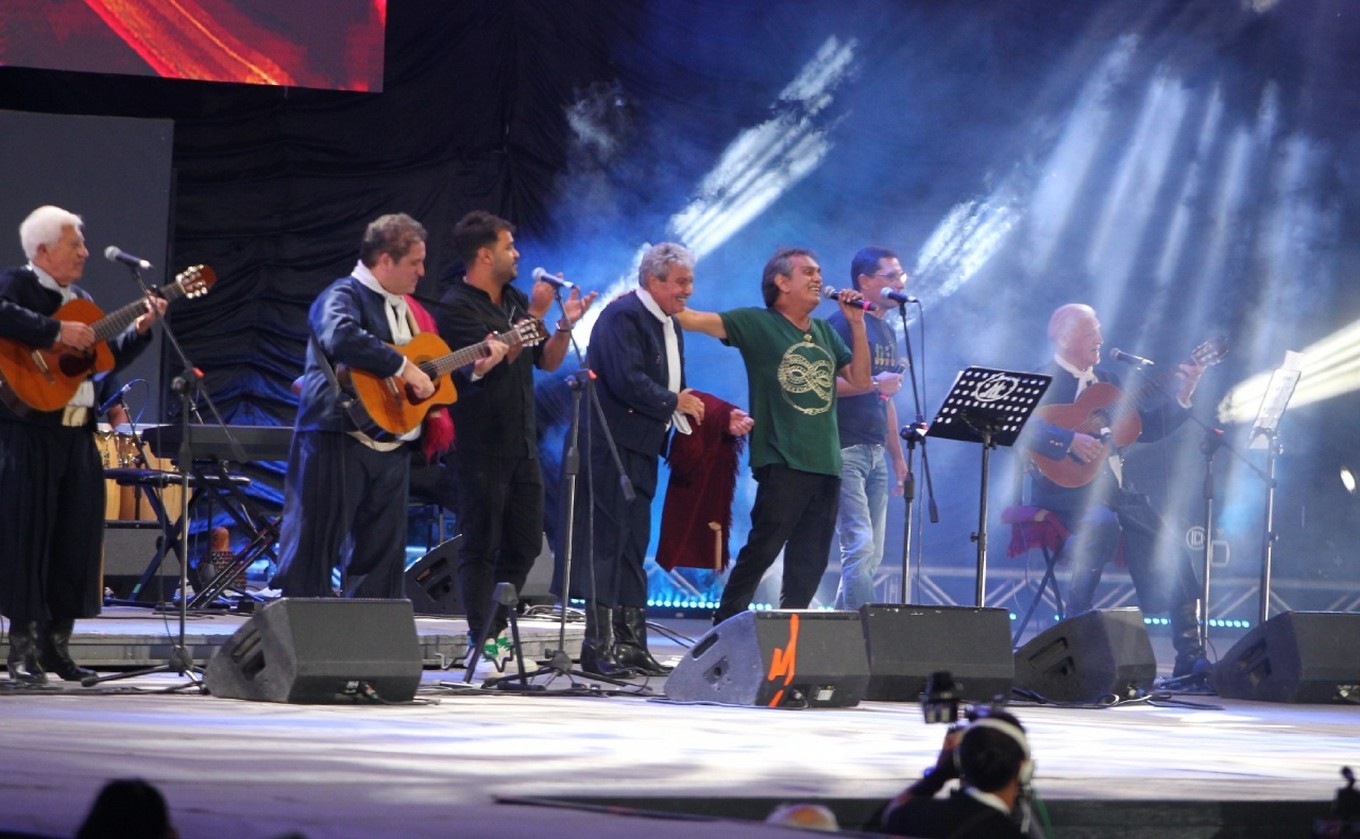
[{"left": 1020, "top": 303, "right": 1209, "bottom": 681}]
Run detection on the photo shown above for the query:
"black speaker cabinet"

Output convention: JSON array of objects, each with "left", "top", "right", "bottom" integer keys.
[
  {"left": 405, "top": 536, "right": 462, "bottom": 616},
  {"left": 859, "top": 604, "right": 1014, "bottom": 702},
  {"left": 103, "top": 521, "right": 162, "bottom": 576},
  {"left": 664, "top": 610, "right": 869, "bottom": 708},
  {"left": 1014, "top": 607, "right": 1156, "bottom": 703},
  {"left": 204, "top": 598, "right": 423, "bottom": 703},
  {"left": 1214, "top": 611, "right": 1360, "bottom": 703}
]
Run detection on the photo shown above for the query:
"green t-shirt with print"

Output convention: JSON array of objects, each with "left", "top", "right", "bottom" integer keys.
[{"left": 719, "top": 307, "right": 853, "bottom": 477}]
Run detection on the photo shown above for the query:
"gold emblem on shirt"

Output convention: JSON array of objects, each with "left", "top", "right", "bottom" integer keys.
[{"left": 777, "top": 340, "right": 835, "bottom": 415}]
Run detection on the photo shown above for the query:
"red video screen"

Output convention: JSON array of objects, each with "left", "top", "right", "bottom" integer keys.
[{"left": 0, "top": 0, "right": 386, "bottom": 91}]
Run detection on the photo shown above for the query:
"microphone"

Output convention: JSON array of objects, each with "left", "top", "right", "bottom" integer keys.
[
  {"left": 97, "top": 380, "right": 135, "bottom": 414},
  {"left": 879, "top": 288, "right": 919, "bottom": 305},
  {"left": 531, "top": 267, "right": 578, "bottom": 290},
  {"left": 104, "top": 246, "right": 152, "bottom": 270},
  {"left": 1109, "top": 348, "right": 1154, "bottom": 367},
  {"left": 822, "top": 285, "right": 877, "bottom": 311}
]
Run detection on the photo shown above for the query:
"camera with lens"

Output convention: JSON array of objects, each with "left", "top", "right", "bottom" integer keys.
[
  {"left": 921, "top": 670, "right": 1010, "bottom": 725},
  {"left": 921, "top": 670, "right": 963, "bottom": 724}
]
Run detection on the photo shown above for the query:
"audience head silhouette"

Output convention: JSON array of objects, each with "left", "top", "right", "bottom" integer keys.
[{"left": 75, "top": 778, "right": 177, "bottom": 839}]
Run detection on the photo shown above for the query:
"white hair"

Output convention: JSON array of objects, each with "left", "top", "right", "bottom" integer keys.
[
  {"left": 19, "top": 205, "right": 83, "bottom": 260},
  {"left": 1047, "top": 303, "right": 1095, "bottom": 344},
  {"left": 637, "top": 241, "right": 694, "bottom": 287}
]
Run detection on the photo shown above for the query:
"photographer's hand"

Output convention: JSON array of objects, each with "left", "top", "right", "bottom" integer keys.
[{"left": 905, "top": 727, "right": 963, "bottom": 799}]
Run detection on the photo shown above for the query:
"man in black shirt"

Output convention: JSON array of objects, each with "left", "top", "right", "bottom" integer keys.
[{"left": 436, "top": 211, "right": 596, "bottom": 648}]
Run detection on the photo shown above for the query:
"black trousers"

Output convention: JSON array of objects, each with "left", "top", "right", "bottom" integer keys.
[
  {"left": 1048, "top": 489, "right": 1201, "bottom": 616},
  {"left": 0, "top": 421, "right": 105, "bottom": 623},
  {"left": 713, "top": 463, "right": 841, "bottom": 624},
  {"left": 272, "top": 431, "right": 411, "bottom": 599},
  {"left": 563, "top": 440, "right": 656, "bottom": 609},
  {"left": 451, "top": 449, "right": 544, "bottom": 638}
]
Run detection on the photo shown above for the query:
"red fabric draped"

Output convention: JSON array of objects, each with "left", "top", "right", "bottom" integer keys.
[
  {"left": 407, "top": 296, "right": 454, "bottom": 461},
  {"left": 656, "top": 392, "right": 746, "bottom": 572}
]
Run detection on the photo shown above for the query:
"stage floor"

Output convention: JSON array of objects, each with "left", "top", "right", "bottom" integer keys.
[{"left": 1, "top": 610, "right": 1356, "bottom": 838}]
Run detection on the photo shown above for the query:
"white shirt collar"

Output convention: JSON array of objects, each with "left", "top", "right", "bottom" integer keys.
[
  {"left": 29, "top": 262, "right": 76, "bottom": 303},
  {"left": 962, "top": 786, "right": 1013, "bottom": 817},
  {"left": 352, "top": 261, "right": 406, "bottom": 306},
  {"left": 1053, "top": 352, "right": 1094, "bottom": 382},
  {"left": 636, "top": 286, "right": 668, "bottom": 322}
]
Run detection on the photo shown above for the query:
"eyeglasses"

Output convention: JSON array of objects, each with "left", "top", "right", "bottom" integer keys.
[{"left": 870, "top": 271, "right": 907, "bottom": 282}]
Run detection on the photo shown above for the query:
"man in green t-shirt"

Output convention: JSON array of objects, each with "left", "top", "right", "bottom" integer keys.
[{"left": 676, "top": 246, "right": 870, "bottom": 623}]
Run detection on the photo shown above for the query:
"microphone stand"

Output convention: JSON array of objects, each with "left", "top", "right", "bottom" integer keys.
[
  {"left": 1122, "top": 358, "right": 1266, "bottom": 670},
  {"left": 85, "top": 263, "right": 243, "bottom": 691},
  {"left": 892, "top": 299, "right": 937, "bottom": 604},
  {"left": 468, "top": 289, "right": 638, "bottom": 692}
]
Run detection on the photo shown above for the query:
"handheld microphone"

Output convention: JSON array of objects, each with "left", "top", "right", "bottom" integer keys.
[
  {"left": 1109, "top": 348, "right": 1154, "bottom": 367},
  {"left": 531, "top": 267, "right": 578, "bottom": 290},
  {"left": 104, "top": 246, "right": 152, "bottom": 270},
  {"left": 880, "top": 288, "right": 919, "bottom": 305},
  {"left": 97, "top": 380, "right": 136, "bottom": 414},
  {"left": 822, "top": 285, "right": 877, "bottom": 311}
]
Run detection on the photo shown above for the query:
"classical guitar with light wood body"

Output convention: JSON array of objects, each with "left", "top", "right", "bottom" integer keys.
[
  {"left": 341, "top": 318, "right": 548, "bottom": 437},
  {"left": 0, "top": 264, "right": 215, "bottom": 414},
  {"left": 1029, "top": 336, "right": 1228, "bottom": 488}
]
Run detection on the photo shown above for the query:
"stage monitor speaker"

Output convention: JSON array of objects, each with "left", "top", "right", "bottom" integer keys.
[
  {"left": 859, "top": 604, "right": 1013, "bottom": 703},
  {"left": 1013, "top": 607, "right": 1156, "bottom": 703},
  {"left": 103, "top": 521, "right": 162, "bottom": 576},
  {"left": 1213, "top": 611, "right": 1360, "bottom": 704},
  {"left": 204, "top": 598, "right": 422, "bottom": 703},
  {"left": 664, "top": 610, "right": 869, "bottom": 708},
  {"left": 405, "top": 536, "right": 462, "bottom": 616}
]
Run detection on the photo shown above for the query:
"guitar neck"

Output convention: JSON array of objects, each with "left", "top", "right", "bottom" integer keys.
[
  {"left": 419, "top": 328, "right": 525, "bottom": 379},
  {"left": 90, "top": 280, "right": 189, "bottom": 343}
]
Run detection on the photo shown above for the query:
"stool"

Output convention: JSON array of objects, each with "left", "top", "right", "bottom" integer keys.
[{"left": 1002, "top": 505, "right": 1069, "bottom": 646}]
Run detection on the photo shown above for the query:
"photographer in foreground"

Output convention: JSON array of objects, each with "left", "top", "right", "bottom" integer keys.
[{"left": 878, "top": 710, "right": 1045, "bottom": 838}]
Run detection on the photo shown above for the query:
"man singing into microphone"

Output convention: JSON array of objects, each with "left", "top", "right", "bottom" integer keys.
[
  {"left": 0, "top": 205, "right": 165, "bottom": 684},
  {"left": 1020, "top": 303, "right": 1208, "bottom": 679},
  {"left": 827, "top": 247, "right": 910, "bottom": 610},
  {"left": 435, "top": 210, "right": 596, "bottom": 652},
  {"left": 676, "top": 246, "right": 870, "bottom": 623}
]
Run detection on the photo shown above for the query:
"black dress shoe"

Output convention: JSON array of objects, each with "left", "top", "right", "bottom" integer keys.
[
  {"left": 38, "top": 652, "right": 96, "bottom": 682},
  {"left": 6, "top": 620, "right": 47, "bottom": 685},
  {"left": 39, "top": 619, "right": 97, "bottom": 682}
]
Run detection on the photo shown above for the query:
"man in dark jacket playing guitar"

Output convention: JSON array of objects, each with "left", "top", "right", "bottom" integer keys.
[
  {"left": 0, "top": 205, "right": 165, "bottom": 684},
  {"left": 271, "top": 213, "right": 506, "bottom": 600},
  {"left": 1021, "top": 303, "right": 1216, "bottom": 680}
]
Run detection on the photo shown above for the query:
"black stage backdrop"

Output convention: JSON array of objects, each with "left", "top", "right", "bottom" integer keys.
[{"left": 2, "top": 0, "right": 1359, "bottom": 606}]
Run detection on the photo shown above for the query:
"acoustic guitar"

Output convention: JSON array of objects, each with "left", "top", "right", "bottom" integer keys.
[
  {"left": 1029, "top": 336, "right": 1228, "bottom": 488},
  {"left": 0, "top": 264, "right": 215, "bottom": 414},
  {"left": 340, "top": 318, "right": 548, "bottom": 437}
]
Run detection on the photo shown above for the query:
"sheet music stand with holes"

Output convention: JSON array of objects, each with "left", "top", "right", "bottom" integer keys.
[
  {"left": 927, "top": 367, "right": 1051, "bottom": 607},
  {"left": 1248, "top": 356, "right": 1301, "bottom": 624}
]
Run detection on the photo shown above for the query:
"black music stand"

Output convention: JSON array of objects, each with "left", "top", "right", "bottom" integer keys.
[{"left": 927, "top": 367, "right": 1050, "bottom": 606}]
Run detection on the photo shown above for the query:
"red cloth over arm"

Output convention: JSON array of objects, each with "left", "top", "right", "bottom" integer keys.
[{"left": 656, "top": 391, "right": 746, "bottom": 571}]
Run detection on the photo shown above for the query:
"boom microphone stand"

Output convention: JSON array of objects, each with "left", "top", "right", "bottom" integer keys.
[
  {"left": 85, "top": 263, "right": 238, "bottom": 690},
  {"left": 888, "top": 296, "right": 938, "bottom": 604}
]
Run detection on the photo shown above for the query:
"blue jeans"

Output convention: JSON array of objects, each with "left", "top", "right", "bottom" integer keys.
[{"left": 834, "top": 444, "right": 890, "bottom": 610}]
